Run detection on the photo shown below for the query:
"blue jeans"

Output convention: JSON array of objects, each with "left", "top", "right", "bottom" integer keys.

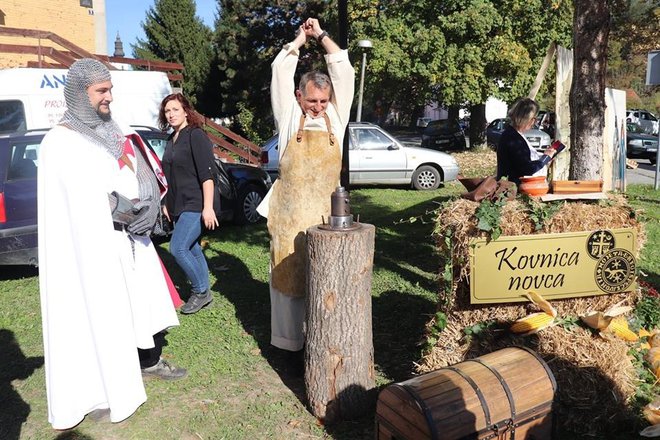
[{"left": 170, "top": 211, "right": 209, "bottom": 294}]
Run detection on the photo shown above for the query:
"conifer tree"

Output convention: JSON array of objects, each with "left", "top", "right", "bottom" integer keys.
[{"left": 134, "top": 0, "right": 216, "bottom": 113}]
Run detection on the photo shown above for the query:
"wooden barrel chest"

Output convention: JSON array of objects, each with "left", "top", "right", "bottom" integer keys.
[{"left": 375, "top": 347, "right": 556, "bottom": 440}]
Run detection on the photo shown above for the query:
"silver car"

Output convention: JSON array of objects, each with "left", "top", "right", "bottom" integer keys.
[
  {"left": 486, "top": 118, "right": 552, "bottom": 152},
  {"left": 260, "top": 122, "right": 460, "bottom": 190},
  {"left": 626, "top": 109, "right": 659, "bottom": 136}
]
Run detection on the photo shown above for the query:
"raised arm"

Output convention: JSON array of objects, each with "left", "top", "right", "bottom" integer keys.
[{"left": 271, "top": 26, "right": 308, "bottom": 130}]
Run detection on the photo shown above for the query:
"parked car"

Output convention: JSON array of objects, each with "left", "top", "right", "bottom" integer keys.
[
  {"left": 626, "top": 109, "right": 659, "bottom": 136},
  {"left": 535, "top": 110, "right": 556, "bottom": 139},
  {"left": 260, "top": 122, "right": 460, "bottom": 190},
  {"left": 134, "top": 127, "right": 272, "bottom": 225},
  {"left": 486, "top": 118, "right": 552, "bottom": 152},
  {"left": 0, "top": 130, "right": 43, "bottom": 265},
  {"left": 0, "top": 127, "right": 271, "bottom": 267},
  {"left": 420, "top": 119, "right": 466, "bottom": 150},
  {"left": 416, "top": 117, "right": 432, "bottom": 128},
  {"left": 627, "top": 123, "right": 658, "bottom": 165}
]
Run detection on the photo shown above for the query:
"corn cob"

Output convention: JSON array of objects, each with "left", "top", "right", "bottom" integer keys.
[
  {"left": 606, "top": 316, "right": 639, "bottom": 342},
  {"left": 510, "top": 312, "right": 555, "bottom": 335}
]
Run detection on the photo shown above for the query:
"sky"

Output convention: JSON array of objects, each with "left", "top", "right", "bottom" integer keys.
[{"left": 105, "top": 1, "right": 217, "bottom": 56}]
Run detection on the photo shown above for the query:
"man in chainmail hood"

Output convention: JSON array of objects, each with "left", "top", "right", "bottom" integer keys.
[{"left": 37, "top": 58, "right": 186, "bottom": 430}]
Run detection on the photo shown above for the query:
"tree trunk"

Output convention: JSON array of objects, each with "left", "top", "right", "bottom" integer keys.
[
  {"left": 305, "top": 223, "right": 376, "bottom": 424},
  {"left": 469, "top": 103, "right": 486, "bottom": 148},
  {"left": 569, "top": 0, "right": 610, "bottom": 180},
  {"left": 448, "top": 105, "right": 460, "bottom": 123}
]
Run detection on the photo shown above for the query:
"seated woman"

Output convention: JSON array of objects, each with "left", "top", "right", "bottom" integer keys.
[{"left": 496, "top": 98, "right": 556, "bottom": 186}]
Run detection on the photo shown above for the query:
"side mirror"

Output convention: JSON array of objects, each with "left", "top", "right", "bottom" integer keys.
[{"left": 387, "top": 144, "right": 399, "bottom": 151}]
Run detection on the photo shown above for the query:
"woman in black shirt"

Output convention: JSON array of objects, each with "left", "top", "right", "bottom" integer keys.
[
  {"left": 496, "top": 98, "right": 557, "bottom": 186},
  {"left": 159, "top": 93, "right": 218, "bottom": 314}
]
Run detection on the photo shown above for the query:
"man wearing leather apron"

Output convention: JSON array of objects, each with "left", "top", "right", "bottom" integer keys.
[{"left": 257, "top": 17, "right": 355, "bottom": 372}]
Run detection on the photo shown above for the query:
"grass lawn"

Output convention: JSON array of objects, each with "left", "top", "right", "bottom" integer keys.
[{"left": 0, "top": 181, "right": 657, "bottom": 439}]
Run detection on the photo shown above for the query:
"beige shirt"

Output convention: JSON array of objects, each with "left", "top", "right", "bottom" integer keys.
[{"left": 270, "top": 42, "right": 355, "bottom": 160}]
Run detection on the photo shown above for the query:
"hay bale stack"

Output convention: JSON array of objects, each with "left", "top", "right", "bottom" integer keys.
[{"left": 419, "top": 194, "right": 645, "bottom": 437}]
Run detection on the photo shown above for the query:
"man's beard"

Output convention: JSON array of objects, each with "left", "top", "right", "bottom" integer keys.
[{"left": 98, "top": 109, "right": 112, "bottom": 122}]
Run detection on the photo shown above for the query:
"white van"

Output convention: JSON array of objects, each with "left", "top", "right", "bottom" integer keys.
[{"left": 0, "top": 67, "right": 172, "bottom": 134}]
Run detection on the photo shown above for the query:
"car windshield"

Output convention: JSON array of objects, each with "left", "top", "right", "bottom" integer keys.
[
  {"left": 427, "top": 120, "right": 456, "bottom": 130},
  {"left": 627, "top": 123, "right": 646, "bottom": 134}
]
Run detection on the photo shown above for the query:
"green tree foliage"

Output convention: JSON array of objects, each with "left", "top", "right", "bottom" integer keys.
[
  {"left": 213, "top": 0, "right": 332, "bottom": 137},
  {"left": 210, "top": 0, "right": 572, "bottom": 142},
  {"left": 133, "top": 0, "right": 215, "bottom": 113},
  {"left": 350, "top": 0, "right": 572, "bottom": 140},
  {"left": 608, "top": 0, "right": 660, "bottom": 113}
]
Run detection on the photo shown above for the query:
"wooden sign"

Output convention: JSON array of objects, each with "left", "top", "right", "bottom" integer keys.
[{"left": 469, "top": 228, "right": 637, "bottom": 304}]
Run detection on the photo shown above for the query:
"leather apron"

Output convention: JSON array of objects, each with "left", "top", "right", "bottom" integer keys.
[{"left": 267, "top": 114, "right": 341, "bottom": 297}]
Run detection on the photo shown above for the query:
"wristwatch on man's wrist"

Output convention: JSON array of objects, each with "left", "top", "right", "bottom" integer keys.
[{"left": 317, "top": 31, "right": 329, "bottom": 42}]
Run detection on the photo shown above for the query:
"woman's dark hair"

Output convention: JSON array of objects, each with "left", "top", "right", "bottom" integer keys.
[
  {"left": 158, "top": 93, "right": 203, "bottom": 131},
  {"left": 508, "top": 98, "right": 539, "bottom": 130}
]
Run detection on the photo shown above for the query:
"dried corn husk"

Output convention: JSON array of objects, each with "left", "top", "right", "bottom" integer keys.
[
  {"left": 641, "top": 397, "right": 660, "bottom": 437},
  {"left": 640, "top": 424, "right": 660, "bottom": 437},
  {"left": 525, "top": 291, "right": 557, "bottom": 317},
  {"left": 580, "top": 301, "right": 632, "bottom": 331}
]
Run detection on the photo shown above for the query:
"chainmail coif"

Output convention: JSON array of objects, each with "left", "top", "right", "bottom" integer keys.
[
  {"left": 60, "top": 58, "right": 124, "bottom": 160},
  {"left": 63, "top": 58, "right": 161, "bottom": 234}
]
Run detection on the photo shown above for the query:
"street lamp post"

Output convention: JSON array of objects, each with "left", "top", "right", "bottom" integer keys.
[{"left": 356, "top": 39, "right": 372, "bottom": 122}]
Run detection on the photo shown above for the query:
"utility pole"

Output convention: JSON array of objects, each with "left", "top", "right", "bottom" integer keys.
[{"left": 338, "top": 0, "right": 350, "bottom": 189}]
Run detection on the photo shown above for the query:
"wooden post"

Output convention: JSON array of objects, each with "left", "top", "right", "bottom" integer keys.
[{"left": 305, "top": 223, "right": 376, "bottom": 424}]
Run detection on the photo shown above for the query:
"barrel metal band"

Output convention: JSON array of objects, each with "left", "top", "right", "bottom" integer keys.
[
  {"left": 444, "top": 365, "right": 492, "bottom": 428},
  {"left": 517, "top": 345, "right": 558, "bottom": 392},
  {"left": 400, "top": 383, "right": 441, "bottom": 440}
]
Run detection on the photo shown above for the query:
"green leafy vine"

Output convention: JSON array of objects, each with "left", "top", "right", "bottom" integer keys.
[
  {"left": 522, "top": 195, "right": 563, "bottom": 231},
  {"left": 474, "top": 197, "right": 507, "bottom": 240}
]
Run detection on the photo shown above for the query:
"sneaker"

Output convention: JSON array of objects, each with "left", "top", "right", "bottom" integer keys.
[
  {"left": 141, "top": 359, "right": 188, "bottom": 380},
  {"left": 180, "top": 290, "right": 213, "bottom": 314}
]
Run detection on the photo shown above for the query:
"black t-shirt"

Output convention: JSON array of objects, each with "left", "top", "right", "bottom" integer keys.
[
  {"left": 162, "top": 126, "right": 215, "bottom": 217},
  {"left": 496, "top": 126, "right": 546, "bottom": 186}
]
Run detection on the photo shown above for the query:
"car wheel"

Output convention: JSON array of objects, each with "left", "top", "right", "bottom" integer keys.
[
  {"left": 234, "top": 184, "right": 265, "bottom": 225},
  {"left": 412, "top": 165, "right": 442, "bottom": 190}
]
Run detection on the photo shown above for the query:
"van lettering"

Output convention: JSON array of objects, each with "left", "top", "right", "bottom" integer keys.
[{"left": 40, "top": 74, "right": 66, "bottom": 89}]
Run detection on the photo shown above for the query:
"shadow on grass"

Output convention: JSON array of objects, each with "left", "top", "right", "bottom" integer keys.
[
  {"left": 206, "top": 248, "right": 308, "bottom": 403},
  {"left": 0, "top": 265, "right": 38, "bottom": 281},
  {"left": 53, "top": 431, "right": 94, "bottom": 439},
  {"left": 0, "top": 329, "right": 44, "bottom": 440}
]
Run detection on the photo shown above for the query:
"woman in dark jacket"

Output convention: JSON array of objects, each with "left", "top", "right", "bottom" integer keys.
[
  {"left": 159, "top": 93, "right": 218, "bottom": 314},
  {"left": 496, "top": 98, "right": 557, "bottom": 186}
]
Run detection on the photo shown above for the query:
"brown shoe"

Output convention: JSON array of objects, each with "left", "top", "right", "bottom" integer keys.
[{"left": 141, "top": 359, "right": 187, "bottom": 380}]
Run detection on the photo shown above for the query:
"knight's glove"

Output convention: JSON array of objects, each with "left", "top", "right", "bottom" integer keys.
[
  {"left": 127, "top": 197, "right": 158, "bottom": 236},
  {"left": 109, "top": 191, "right": 140, "bottom": 226}
]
